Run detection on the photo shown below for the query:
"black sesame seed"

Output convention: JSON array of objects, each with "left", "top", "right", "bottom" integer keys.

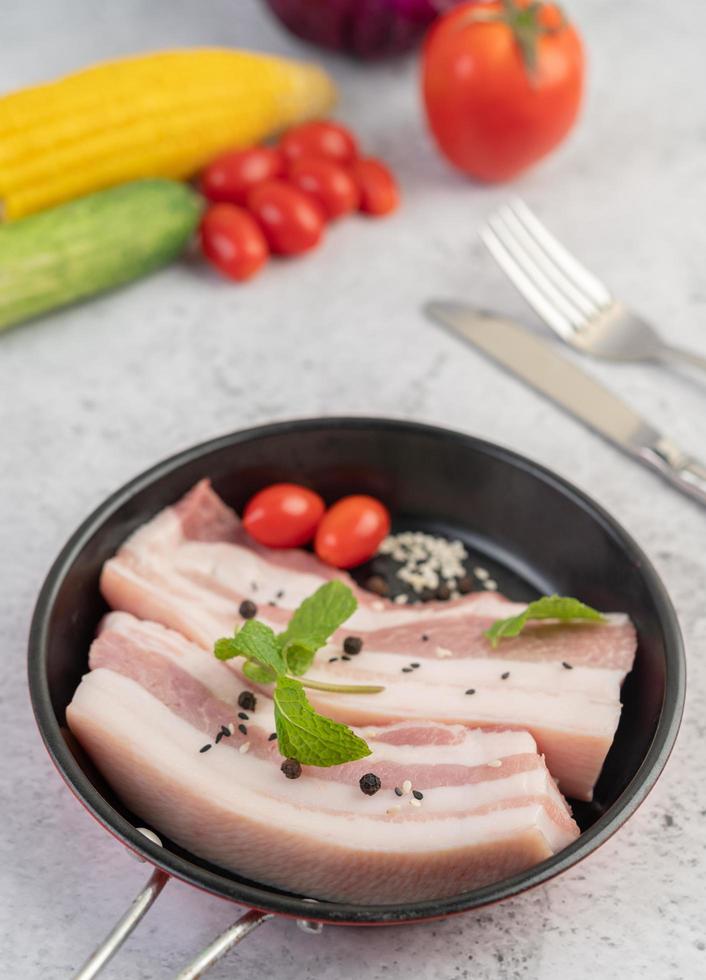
[
  {"left": 458, "top": 575, "right": 473, "bottom": 594},
  {"left": 250, "top": 581, "right": 258, "bottom": 592},
  {"left": 238, "top": 691, "right": 257, "bottom": 711},
  {"left": 268, "top": 732, "right": 278, "bottom": 741},
  {"left": 238, "top": 723, "right": 247, "bottom": 735},
  {"left": 328, "top": 656, "right": 339, "bottom": 663},
  {"left": 281, "top": 758, "right": 302, "bottom": 779},
  {"left": 501, "top": 671, "right": 510, "bottom": 680},
  {"left": 359, "top": 773, "right": 382, "bottom": 796},
  {"left": 365, "top": 574, "right": 390, "bottom": 597},
  {"left": 562, "top": 661, "right": 574, "bottom": 670},
  {"left": 341, "top": 655, "right": 351, "bottom": 662},
  {"left": 238, "top": 712, "right": 249, "bottom": 720},
  {"left": 276, "top": 589, "right": 285, "bottom": 599},
  {"left": 343, "top": 636, "right": 363, "bottom": 656},
  {"left": 199, "top": 744, "right": 211, "bottom": 753},
  {"left": 394, "top": 786, "right": 403, "bottom": 797},
  {"left": 215, "top": 731, "right": 224, "bottom": 744},
  {"left": 412, "top": 790, "right": 424, "bottom": 800},
  {"left": 465, "top": 688, "right": 476, "bottom": 695},
  {"left": 421, "top": 634, "right": 429, "bottom": 642},
  {"left": 268, "top": 601, "right": 277, "bottom": 607},
  {"left": 410, "top": 662, "right": 420, "bottom": 668},
  {"left": 220, "top": 725, "right": 231, "bottom": 737},
  {"left": 239, "top": 599, "right": 257, "bottom": 619},
  {"left": 401, "top": 667, "right": 413, "bottom": 673}
]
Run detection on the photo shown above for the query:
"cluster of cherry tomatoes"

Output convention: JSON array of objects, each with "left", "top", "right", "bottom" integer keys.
[
  {"left": 242, "top": 483, "right": 391, "bottom": 570},
  {"left": 198, "top": 120, "right": 399, "bottom": 282}
]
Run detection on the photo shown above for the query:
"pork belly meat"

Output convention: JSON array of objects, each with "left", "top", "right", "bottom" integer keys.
[
  {"left": 67, "top": 613, "right": 579, "bottom": 904},
  {"left": 100, "top": 481, "right": 637, "bottom": 800}
]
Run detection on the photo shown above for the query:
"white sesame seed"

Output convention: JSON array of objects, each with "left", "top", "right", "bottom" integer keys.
[
  {"left": 474, "top": 567, "right": 489, "bottom": 580},
  {"left": 386, "top": 806, "right": 401, "bottom": 815},
  {"left": 394, "top": 594, "right": 408, "bottom": 605},
  {"left": 239, "top": 742, "right": 250, "bottom": 754},
  {"left": 409, "top": 799, "right": 422, "bottom": 808},
  {"left": 402, "top": 779, "right": 412, "bottom": 795},
  {"left": 484, "top": 579, "right": 498, "bottom": 591},
  {"left": 487, "top": 759, "right": 502, "bottom": 768},
  {"left": 435, "top": 645, "right": 454, "bottom": 658},
  {"left": 372, "top": 600, "right": 386, "bottom": 611},
  {"left": 227, "top": 722, "right": 235, "bottom": 735}
]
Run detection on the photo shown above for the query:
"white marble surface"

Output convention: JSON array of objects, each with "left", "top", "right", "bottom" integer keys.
[{"left": 1, "top": 1, "right": 705, "bottom": 977}]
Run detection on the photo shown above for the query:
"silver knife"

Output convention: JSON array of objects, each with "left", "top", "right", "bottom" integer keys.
[{"left": 426, "top": 300, "right": 706, "bottom": 507}]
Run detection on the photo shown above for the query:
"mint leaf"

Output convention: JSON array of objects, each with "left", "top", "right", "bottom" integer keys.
[
  {"left": 215, "top": 620, "right": 286, "bottom": 676},
  {"left": 278, "top": 580, "right": 357, "bottom": 675},
  {"left": 485, "top": 595, "right": 605, "bottom": 648},
  {"left": 273, "top": 675, "right": 371, "bottom": 767},
  {"left": 242, "top": 660, "right": 278, "bottom": 684}
]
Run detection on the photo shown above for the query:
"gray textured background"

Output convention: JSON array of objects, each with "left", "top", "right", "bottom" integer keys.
[{"left": 1, "top": 1, "right": 705, "bottom": 977}]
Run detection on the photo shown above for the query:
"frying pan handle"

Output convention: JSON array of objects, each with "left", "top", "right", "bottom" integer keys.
[
  {"left": 73, "top": 866, "right": 170, "bottom": 980},
  {"left": 175, "top": 909, "right": 274, "bottom": 978}
]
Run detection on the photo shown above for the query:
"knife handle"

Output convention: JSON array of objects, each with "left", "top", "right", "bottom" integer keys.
[{"left": 642, "top": 438, "right": 706, "bottom": 506}]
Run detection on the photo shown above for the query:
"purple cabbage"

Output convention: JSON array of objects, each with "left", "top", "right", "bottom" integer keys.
[{"left": 263, "top": 0, "right": 462, "bottom": 59}]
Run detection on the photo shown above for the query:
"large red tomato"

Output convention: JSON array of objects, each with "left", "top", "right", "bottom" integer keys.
[{"left": 422, "top": 1, "right": 584, "bottom": 182}]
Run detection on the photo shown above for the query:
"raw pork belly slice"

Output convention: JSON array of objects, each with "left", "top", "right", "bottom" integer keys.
[
  {"left": 101, "top": 481, "right": 637, "bottom": 800},
  {"left": 67, "top": 613, "right": 579, "bottom": 904}
]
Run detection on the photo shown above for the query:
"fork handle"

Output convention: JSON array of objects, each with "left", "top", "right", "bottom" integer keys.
[{"left": 656, "top": 343, "right": 706, "bottom": 374}]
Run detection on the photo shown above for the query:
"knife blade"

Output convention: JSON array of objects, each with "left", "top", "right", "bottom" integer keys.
[{"left": 426, "top": 299, "right": 706, "bottom": 506}]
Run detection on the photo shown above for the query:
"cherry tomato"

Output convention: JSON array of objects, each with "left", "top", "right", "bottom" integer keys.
[
  {"left": 246, "top": 180, "right": 325, "bottom": 255},
  {"left": 314, "top": 496, "right": 391, "bottom": 569},
  {"left": 243, "top": 484, "right": 326, "bottom": 548},
  {"left": 349, "top": 158, "right": 399, "bottom": 216},
  {"left": 288, "top": 157, "right": 360, "bottom": 220},
  {"left": 422, "top": 1, "right": 584, "bottom": 182},
  {"left": 280, "top": 121, "right": 359, "bottom": 166},
  {"left": 201, "top": 147, "right": 284, "bottom": 204},
  {"left": 199, "top": 204, "right": 269, "bottom": 281}
]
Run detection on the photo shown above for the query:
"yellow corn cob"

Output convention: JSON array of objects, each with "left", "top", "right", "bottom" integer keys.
[{"left": 0, "top": 49, "right": 336, "bottom": 220}]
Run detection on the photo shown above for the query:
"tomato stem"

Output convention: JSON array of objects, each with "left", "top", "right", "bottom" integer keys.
[{"left": 462, "top": 1, "right": 569, "bottom": 85}]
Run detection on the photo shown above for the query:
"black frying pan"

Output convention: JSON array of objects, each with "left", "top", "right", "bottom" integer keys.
[{"left": 28, "top": 418, "right": 685, "bottom": 978}]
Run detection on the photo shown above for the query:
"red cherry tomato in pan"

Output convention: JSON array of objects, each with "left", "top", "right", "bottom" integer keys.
[
  {"left": 315, "top": 496, "right": 391, "bottom": 569},
  {"left": 201, "top": 147, "right": 284, "bottom": 205},
  {"left": 350, "top": 158, "right": 399, "bottom": 216},
  {"left": 199, "top": 204, "right": 269, "bottom": 281},
  {"left": 247, "top": 180, "right": 325, "bottom": 255},
  {"left": 280, "top": 121, "right": 359, "bottom": 166},
  {"left": 243, "top": 484, "right": 326, "bottom": 548},
  {"left": 288, "top": 157, "right": 360, "bottom": 220}
]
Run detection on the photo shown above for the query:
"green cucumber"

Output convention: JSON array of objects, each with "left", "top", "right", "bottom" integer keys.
[{"left": 0, "top": 178, "right": 203, "bottom": 331}]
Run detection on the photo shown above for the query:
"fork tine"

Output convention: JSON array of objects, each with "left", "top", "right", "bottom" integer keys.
[
  {"left": 480, "top": 224, "right": 576, "bottom": 340},
  {"left": 508, "top": 199, "right": 613, "bottom": 309},
  {"left": 496, "top": 204, "right": 600, "bottom": 320},
  {"left": 486, "top": 212, "right": 590, "bottom": 334}
]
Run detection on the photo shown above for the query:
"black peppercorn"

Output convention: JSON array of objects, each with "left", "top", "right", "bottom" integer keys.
[
  {"left": 239, "top": 599, "right": 257, "bottom": 619},
  {"left": 238, "top": 690, "right": 257, "bottom": 711},
  {"left": 436, "top": 583, "right": 452, "bottom": 601},
  {"left": 365, "top": 575, "right": 389, "bottom": 597},
  {"left": 359, "top": 773, "right": 382, "bottom": 796},
  {"left": 343, "top": 635, "right": 363, "bottom": 656},
  {"left": 458, "top": 575, "right": 473, "bottom": 594},
  {"left": 281, "top": 758, "right": 302, "bottom": 779}
]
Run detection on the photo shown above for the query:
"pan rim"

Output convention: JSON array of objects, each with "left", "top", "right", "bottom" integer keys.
[{"left": 27, "top": 416, "right": 686, "bottom": 924}]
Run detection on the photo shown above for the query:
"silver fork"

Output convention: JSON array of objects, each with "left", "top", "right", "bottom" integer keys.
[{"left": 481, "top": 198, "right": 706, "bottom": 374}]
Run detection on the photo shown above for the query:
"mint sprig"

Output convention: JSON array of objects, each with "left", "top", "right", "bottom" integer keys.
[
  {"left": 274, "top": 675, "right": 371, "bottom": 767},
  {"left": 214, "top": 580, "right": 379, "bottom": 767},
  {"left": 485, "top": 595, "right": 605, "bottom": 648}
]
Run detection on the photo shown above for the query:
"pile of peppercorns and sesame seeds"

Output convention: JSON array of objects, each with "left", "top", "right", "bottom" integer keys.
[{"left": 356, "top": 531, "right": 499, "bottom": 604}]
